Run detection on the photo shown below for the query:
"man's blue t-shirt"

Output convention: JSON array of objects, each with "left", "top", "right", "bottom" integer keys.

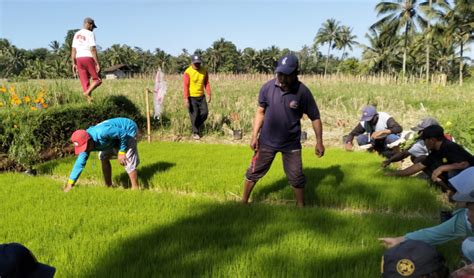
[
  {"left": 68, "top": 118, "right": 138, "bottom": 183},
  {"left": 258, "top": 78, "right": 320, "bottom": 151}
]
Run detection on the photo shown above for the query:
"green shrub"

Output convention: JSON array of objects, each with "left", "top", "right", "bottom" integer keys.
[{"left": 0, "top": 95, "right": 145, "bottom": 168}]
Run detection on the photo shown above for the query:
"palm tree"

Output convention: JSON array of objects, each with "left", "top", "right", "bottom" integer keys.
[
  {"left": 315, "top": 18, "right": 340, "bottom": 76},
  {"left": 419, "top": 0, "right": 450, "bottom": 82},
  {"left": 334, "top": 26, "right": 358, "bottom": 73},
  {"left": 336, "top": 26, "right": 358, "bottom": 60},
  {"left": 49, "top": 40, "right": 61, "bottom": 54},
  {"left": 361, "top": 24, "right": 400, "bottom": 74},
  {"left": 445, "top": 0, "right": 474, "bottom": 85},
  {"left": 372, "top": 0, "right": 428, "bottom": 77}
]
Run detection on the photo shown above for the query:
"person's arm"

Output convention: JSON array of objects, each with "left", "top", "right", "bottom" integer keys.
[
  {"left": 183, "top": 72, "right": 190, "bottom": 108},
  {"left": 379, "top": 208, "right": 469, "bottom": 248},
  {"left": 371, "top": 117, "right": 402, "bottom": 140},
  {"left": 250, "top": 106, "right": 265, "bottom": 151},
  {"left": 204, "top": 72, "right": 211, "bottom": 103},
  {"left": 386, "top": 162, "right": 426, "bottom": 176},
  {"left": 382, "top": 150, "right": 410, "bottom": 167},
  {"left": 344, "top": 124, "right": 365, "bottom": 151},
  {"left": 432, "top": 161, "right": 470, "bottom": 182},
  {"left": 378, "top": 236, "right": 406, "bottom": 248},
  {"left": 67, "top": 152, "right": 90, "bottom": 186},
  {"left": 312, "top": 119, "right": 324, "bottom": 157},
  {"left": 404, "top": 209, "right": 469, "bottom": 245},
  {"left": 71, "top": 48, "right": 77, "bottom": 75},
  {"left": 91, "top": 46, "right": 100, "bottom": 73}
]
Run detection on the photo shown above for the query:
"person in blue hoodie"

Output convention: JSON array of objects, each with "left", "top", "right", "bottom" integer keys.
[{"left": 64, "top": 117, "right": 140, "bottom": 192}]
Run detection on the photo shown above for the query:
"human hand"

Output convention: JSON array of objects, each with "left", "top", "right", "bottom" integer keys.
[
  {"left": 378, "top": 237, "right": 404, "bottom": 248},
  {"left": 250, "top": 137, "right": 259, "bottom": 151},
  {"left": 72, "top": 64, "right": 77, "bottom": 75},
  {"left": 451, "top": 263, "right": 474, "bottom": 278},
  {"left": 95, "top": 64, "right": 100, "bottom": 73},
  {"left": 344, "top": 142, "right": 353, "bottom": 152},
  {"left": 431, "top": 167, "right": 443, "bottom": 182},
  {"left": 371, "top": 130, "right": 386, "bottom": 140},
  {"left": 316, "top": 142, "right": 325, "bottom": 158},
  {"left": 207, "top": 95, "right": 212, "bottom": 103},
  {"left": 184, "top": 99, "right": 190, "bottom": 109},
  {"left": 381, "top": 160, "right": 391, "bottom": 168},
  {"left": 118, "top": 153, "right": 128, "bottom": 166}
]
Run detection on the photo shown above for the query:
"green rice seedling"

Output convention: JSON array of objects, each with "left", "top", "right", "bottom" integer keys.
[
  {"left": 0, "top": 172, "right": 460, "bottom": 277},
  {"left": 38, "top": 142, "right": 446, "bottom": 214}
]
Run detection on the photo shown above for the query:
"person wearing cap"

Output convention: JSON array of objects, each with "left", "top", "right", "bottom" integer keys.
[
  {"left": 343, "top": 105, "right": 402, "bottom": 157},
  {"left": 379, "top": 168, "right": 474, "bottom": 264},
  {"left": 381, "top": 240, "right": 449, "bottom": 278},
  {"left": 71, "top": 17, "right": 102, "bottom": 102},
  {"left": 382, "top": 118, "right": 440, "bottom": 168},
  {"left": 0, "top": 242, "right": 56, "bottom": 277},
  {"left": 183, "top": 53, "right": 211, "bottom": 140},
  {"left": 241, "top": 53, "right": 324, "bottom": 208},
  {"left": 387, "top": 125, "right": 474, "bottom": 192},
  {"left": 64, "top": 117, "right": 140, "bottom": 192}
]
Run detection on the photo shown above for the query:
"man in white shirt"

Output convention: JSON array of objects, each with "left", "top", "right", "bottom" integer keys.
[{"left": 71, "top": 17, "right": 102, "bottom": 102}]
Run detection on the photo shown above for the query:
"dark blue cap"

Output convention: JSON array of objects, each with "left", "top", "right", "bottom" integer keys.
[
  {"left": 191, "top": 54, "right": 202, "bottom": 64},
  {"left": 382, "top": 240, "right": 445, "bottom": 277},
  {"left": 275, "top": 54, "right": 299, "bottom": 75},
  {"left": 0, "top": 243, "right": 56, "bottom": 278},
  {"left": 360, "top": 105, "right": 377, "bottom": 121}
]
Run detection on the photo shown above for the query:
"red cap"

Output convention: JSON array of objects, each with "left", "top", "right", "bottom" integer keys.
[{"left": 71, "top": 130, "right": 90, "bottom": 155}]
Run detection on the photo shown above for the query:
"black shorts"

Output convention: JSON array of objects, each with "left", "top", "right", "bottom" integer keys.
[{"left": 245, "top": 147, "right": 306, "bottom": 188}]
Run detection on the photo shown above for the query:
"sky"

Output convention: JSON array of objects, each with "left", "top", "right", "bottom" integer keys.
[{"left": 0, "top": 0, "right": 472, "bottom": 60}]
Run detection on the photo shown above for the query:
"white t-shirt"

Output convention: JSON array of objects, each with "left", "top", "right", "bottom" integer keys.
[
  {"left": 358, "top": 112, "right": 392, "bottom": 132},
  {"left": 408, "top": 140, "right": 428, "bottom": 157},
  {"left": 72, "top": 29, "right": 96, "bottom": 58}
]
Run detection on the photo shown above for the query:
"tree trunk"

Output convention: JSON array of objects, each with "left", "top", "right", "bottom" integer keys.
[
  {"left": 324, "top": 39, "right": 332, "bottom": 77},
  {"left": 426, "top": 0, "right": 432, "bottom": 83},
  {"left": 402, "top": 24, "right": 409, "bottom": 78},
  {"left": 459, "top": 41, "right": 464, "bottom": 86}
]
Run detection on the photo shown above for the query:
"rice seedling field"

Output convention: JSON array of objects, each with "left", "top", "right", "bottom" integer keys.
[
  {"left": 0, "top": 142, "right": 461, "bottom": 277},
  {"left": 1, "top": 75, "right": 473, "bottom": 276}
]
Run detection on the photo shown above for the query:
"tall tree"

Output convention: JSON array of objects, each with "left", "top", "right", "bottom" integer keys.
[
  {"left": 315, "top": 18, "right": 340, "bottom": 76},
  {"left": 372, "top": 0, "right": 428, "bottom": 77},
  {"left": 419, "top": 0, "right": 450, "bottom": 82},
  {"left": 445, "top": 0, "right": 474, "bottom": 85},
  {"left": 361, "top": 24, "right": 400, "bottom": 74},
  {"left": 335, "top": 25, "right": 358, "bottom": 74}
]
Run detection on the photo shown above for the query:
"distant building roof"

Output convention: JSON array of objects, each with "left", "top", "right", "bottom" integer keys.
[{"left": 103, "top": 64, "right": 132, "bottom": 73}]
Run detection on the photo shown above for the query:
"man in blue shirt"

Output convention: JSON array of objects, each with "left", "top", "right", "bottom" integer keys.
[
  {"left": 64, "top": 117, "right": 140, "bottom": 192},
  {"left": 242, "top": 53, "right": 325, "bottom": 207}
]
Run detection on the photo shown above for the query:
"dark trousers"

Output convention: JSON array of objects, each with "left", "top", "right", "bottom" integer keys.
[
  {"left": 188, "top": 96, "right": 208, "bottom": 134},
  {"left": 245, "top": 147, "right": 306, "bottom": 188}
]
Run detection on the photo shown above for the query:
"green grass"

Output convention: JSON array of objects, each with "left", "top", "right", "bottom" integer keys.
[
  {"left": 39, "top": 142, "right": 445, "bottom": 213},
  {"left": 0, "top": 142, "right": 461, "bottom": 277}
]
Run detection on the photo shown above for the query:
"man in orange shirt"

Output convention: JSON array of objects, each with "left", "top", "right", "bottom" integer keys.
[{"left": 183, "top": 54, "right": 211, "bottom": 140}]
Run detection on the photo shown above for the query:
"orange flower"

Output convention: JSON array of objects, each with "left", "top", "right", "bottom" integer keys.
[
  {"left": 30, "top": 106, "right": 37, "bottom": 111},
  {"left": 23, "top": 96, "right": 31, "bottom": 103},
  {"left": 0, "top": 85, "right": 6, "bottom": 93},
  {"left": 41, "top": 103, "right": 48, "bottom": 109}
]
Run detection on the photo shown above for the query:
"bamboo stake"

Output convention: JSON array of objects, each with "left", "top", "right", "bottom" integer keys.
[{"left": 145, "top": 88, "right": 152, "bottom": 143}]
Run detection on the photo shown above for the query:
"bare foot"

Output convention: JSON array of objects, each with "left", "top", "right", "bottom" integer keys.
[{"left": 131, "top": 186, "right": 139, "bottom": 190}]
